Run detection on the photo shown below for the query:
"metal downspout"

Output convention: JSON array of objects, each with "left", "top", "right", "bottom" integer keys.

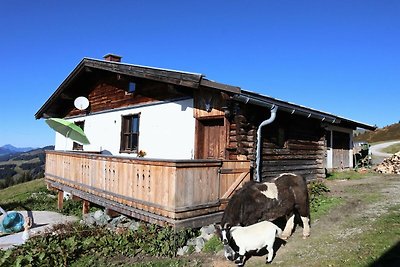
[{"left": 255, "top": 105, "right": 278, "bottom": 182}]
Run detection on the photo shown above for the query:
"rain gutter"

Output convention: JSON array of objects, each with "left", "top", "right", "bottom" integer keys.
[
  {"left": 254, "top": 105, "right": 278, "bottom": 182},
  {"left": 232, "top": 95, "right": 277, "bottom": 182},
  {"left": 232, "top": 94, "right": 340, "bottom": 124},
  {"left": 232, "top": 93, "right": 340, "bottom": 182}
]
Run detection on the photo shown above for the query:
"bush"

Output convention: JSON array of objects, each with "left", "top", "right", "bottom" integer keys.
[
  {"left": 0, "top": 222, "right": 198, "bottom": 266},
  {"left": 202, "top": 235, "right": 223, "bottom": 253},
  {"left": 308, "top": 180, "right": 330, "bottom": 212}
]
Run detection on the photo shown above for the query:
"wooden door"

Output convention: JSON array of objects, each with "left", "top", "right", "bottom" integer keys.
[
  {"left": 332, "top": 131, "right": 350, "bottom": 169},
  {"left": 196, "top": 118, "right": 226, "bottom": 159}
]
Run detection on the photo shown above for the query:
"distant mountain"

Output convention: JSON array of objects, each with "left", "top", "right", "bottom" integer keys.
[
  {"left": 354, "top": 123, "right": 400, "bottom": 143},
  {"left": 0, "top": 144, "right": 36, "bottom": 155},
  {"left": 0, "top": 145, "right": 54, "bottom": 188}
]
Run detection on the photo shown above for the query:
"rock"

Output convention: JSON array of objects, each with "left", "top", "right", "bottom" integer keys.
[
  {"left": 128, "top": 221, "right": 140, "bottom": 231},
  {"left": 96, "top": 214, "right": 111, "bottom": 226},
  {"left": 82, "top": 214, "right": 96, "bottom": 226},
  {"left": 186, "top": 237, "right": 205, "bottom": 252},
  {"left": 81, "top": 210, "right": 142, "bottom": 232},
  {"left": 93, "top": 210, "right": 104, "bottom": 220},
  {"left": 177, "top": 245, "right": 189, "bottom": 256},
  {"left": 194, "top": 237, "right": 205, "bottom": 252},
  {"left": 110, "top": 215, "right": 129, "bottom": 227},
  {"left": 200, "top": 224, "right": 216, "bottom": 241}
]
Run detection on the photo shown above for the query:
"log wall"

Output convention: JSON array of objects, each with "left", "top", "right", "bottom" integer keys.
[{"left": 226, "top": 106, "right": 325, "bottom": 181}]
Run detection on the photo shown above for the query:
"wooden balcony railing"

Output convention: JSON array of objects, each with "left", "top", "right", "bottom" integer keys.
[{"left": 45, "top": 151, "right": 250, "bottom": 227}]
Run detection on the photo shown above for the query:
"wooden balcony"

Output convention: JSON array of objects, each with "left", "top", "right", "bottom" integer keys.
[{"left": 45, "top": 151, "right": 251, "bottom": 228}]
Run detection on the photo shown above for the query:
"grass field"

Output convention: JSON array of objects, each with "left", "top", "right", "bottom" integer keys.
[{"left": 382, "top": 142, "right": 400, "bottom": 154}]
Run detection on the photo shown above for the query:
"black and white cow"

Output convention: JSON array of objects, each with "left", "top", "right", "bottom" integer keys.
[
  {"left": 221, "top": 220, "right": 283, "bottom": 266},
  {"left": 221, "top": 173, "right": 310, "bottom": 240}
]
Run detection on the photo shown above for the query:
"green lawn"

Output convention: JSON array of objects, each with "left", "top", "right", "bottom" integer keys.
[
  {"left": 382, "top": 143, "right": 400, "bottom": 154},
  {"left": 0, "top": 179, "right": 60, "bottom": 214}
]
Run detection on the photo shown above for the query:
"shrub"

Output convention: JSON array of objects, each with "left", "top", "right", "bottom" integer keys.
[
  {"left": 202, "top": 235, "right": 223, "bottom": 253},
  {"left": 308, "top": 180, "right": 330, "bottom": 212},
  {"left": 0, "top": 222, "right": 198, "bottom": 266}
]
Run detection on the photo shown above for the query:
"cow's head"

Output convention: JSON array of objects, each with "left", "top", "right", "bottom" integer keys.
[
  {"left": 218, "top": 223, "right": 240, "bottom": 261},
  {"left": 219, "top": 223, "right": 231, "bottom": 245}
]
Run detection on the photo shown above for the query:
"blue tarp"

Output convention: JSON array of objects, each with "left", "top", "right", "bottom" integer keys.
[{"left": 0, "top": 211, "right": 25, "bottom": 234}]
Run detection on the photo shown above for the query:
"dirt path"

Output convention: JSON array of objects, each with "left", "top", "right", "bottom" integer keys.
[
  {"left": 370, "top": 141, "right": 400, "bottom": 164},
  {"left": 207, "top": 174, "right": 400, "bottom": 267},
  {"left": 370, "top": 141, "right": 400, "bottom": 158}
]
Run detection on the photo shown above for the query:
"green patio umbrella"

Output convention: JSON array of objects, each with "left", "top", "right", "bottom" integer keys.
[{"left": 45, "top": 118, "right": 90, "bottom": 145}]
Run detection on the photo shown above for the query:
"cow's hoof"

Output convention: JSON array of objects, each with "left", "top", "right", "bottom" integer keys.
[{"left": 302, "top": 234, "right": 310, "bottom": 239}]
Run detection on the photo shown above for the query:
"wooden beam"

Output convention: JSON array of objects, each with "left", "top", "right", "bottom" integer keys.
[
  {"left": 57, "top": 190, "right": 64, "bottom": 210},
  {"left": 200, "top": 79, "right": 241, "bottom": 94},
  {"left": 221, "top": 171, "right": 250, "bottom": 199},
  {"left": 82, "top": 200, "right": 90, "bottom": 215},
  {"left": 84, "top": 60, "right": 201, "bottom": 88}
]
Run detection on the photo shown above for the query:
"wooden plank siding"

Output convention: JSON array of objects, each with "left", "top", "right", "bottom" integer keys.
[
  {"left": 67, "top": 77, "right": 190, "bottom": 118},
  {"left": 224, "top": 106, "right": 326, "bottom": 181},
  {"left": 45, "top": 151, "right": 250, "bottom": 228},
  {"left": 260, "top": 112, "right": 326, "bottom": 181}
]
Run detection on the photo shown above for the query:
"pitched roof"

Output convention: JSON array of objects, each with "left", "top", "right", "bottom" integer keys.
[
  {"left": 35, "top": 57, "right": 376, "bottom": 131},
  {"left": 34, "top": 58, "right": 239, "bottom": 119}
]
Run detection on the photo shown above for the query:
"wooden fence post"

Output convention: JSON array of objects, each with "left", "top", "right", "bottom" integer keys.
[
  {"left": 82, "top": 200, "right": 90, "bottom": 215},
  {"left": 57, "top": 190, "right": 64, "bottom": 210}
]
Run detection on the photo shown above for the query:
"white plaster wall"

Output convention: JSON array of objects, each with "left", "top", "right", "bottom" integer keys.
[
  {"left": 54, "top": 98, "right": 195, "bottom": 159},
  {"left": 325, "top": 147, "right": 333, "bottom": 169},
  {"left": 349, "top": 134, "right": 354, "bottom": 168}
]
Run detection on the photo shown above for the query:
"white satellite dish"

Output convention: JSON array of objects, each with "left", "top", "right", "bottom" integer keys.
[{"left": 74, "top": 96, "right": 90, "bottom": 110}]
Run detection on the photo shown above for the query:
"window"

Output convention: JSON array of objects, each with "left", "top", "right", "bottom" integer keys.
[
  {"left": 128, "top": 82, "right": 136, "bottom": 93},
  {"left": 120, "top": 114, "right": 140, "bottom": 153},
  {"left": 73, "top": 121, "right": 85, "bottom": 151}
]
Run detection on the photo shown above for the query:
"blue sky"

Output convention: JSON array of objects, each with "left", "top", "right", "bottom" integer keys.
[{"left": 0, "top": 0, "right": 399, "bottom": 147}]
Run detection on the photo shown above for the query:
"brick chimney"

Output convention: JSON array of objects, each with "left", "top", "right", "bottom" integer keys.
[{"left": 103, "top": 53, "right": 122, "bottom": 62}]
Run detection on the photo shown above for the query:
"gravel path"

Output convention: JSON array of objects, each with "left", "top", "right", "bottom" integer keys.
[
  {"left": 370, "top": 141, "right": 400, "bottom": 158},
  {"left": 0, "top": 211, "right": 78, "bottom": 250}
]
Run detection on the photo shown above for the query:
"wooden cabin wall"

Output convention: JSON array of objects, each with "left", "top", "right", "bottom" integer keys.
[
  {"left": 260, "top": 112, "right": 325, "bottom": 181},
  {"left": 226, "top": 103, "right": 259, "bottom": 161},
  {"left": 226, "top": 105, "right": 325, "bottom": 181},
  {"left": 66, "top": 78, "right": 189, "bottom": 117}
]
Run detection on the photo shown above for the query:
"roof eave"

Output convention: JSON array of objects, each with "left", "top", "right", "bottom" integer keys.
[
  {"left": 233, "top": 90, "right": 376, "bottom": 130},
  {"left": 35, "top": 58, "right": 206, "bottom": 119},
  {"left": 35, "top": 58, "right": 88, "bottom": 119}
]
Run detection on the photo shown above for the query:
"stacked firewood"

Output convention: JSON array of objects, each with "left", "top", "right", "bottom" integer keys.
[{"left": 374, "top": 152, "right": 400, "bottom": 174}]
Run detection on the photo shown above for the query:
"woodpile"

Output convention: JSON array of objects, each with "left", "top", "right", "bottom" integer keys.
[{"left": 374, "top": 152, "right": 400, "bottom": 174}]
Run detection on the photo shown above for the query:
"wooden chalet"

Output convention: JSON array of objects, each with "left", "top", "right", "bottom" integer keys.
[{"left": 35, "top": 54, "right": 375, "bottom": 228}]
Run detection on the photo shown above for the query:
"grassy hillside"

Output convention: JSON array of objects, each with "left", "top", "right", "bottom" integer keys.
[
  {"left": 0, "top": 179, "right": 54, "bottom": 211},
  {"left": 354, "top": 123, "right": 400, "bottom": 143},
  {"left": 0, "top": 146, "right": 54, "bottom": 189}
]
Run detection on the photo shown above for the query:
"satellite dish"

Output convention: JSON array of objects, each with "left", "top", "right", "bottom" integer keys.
[{"left": 74, "top": 96, "right": 90, "bottom": 110}]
